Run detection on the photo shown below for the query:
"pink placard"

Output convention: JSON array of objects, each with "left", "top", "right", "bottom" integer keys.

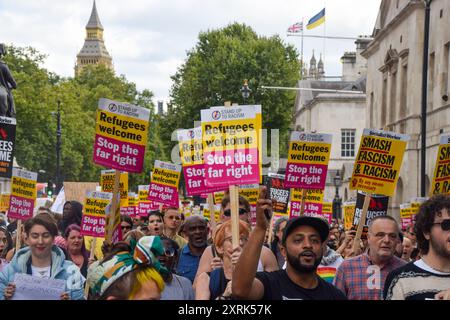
[
  {"left": 93, "top": 135, "right": 145, "bottom": 173},
  {"left": 80, "top": 215, "right": 106, "bottom": 238},
  {"left": 120, "top": 206, "right": 136, "bottom": 217},
  {"left": 139, "top": 202, "right": 152, "bottom": 216},
  {"left": 8, "top": 195, "right": 34, "bottom": 220},
  {"left": 204, "top": 148, "right": 259, "bottom": 188},
  {"left": 290, "top": 201, "right": 323, "bottom": 218},
  {"left": 147, "top": 182, "right": 179, "bottom": 207},
  {"left": 285, "top": 163, "right": 328, "bottom": 189},
  {"left": 183, "top": 164, "right": 227, "bottom": 196}
]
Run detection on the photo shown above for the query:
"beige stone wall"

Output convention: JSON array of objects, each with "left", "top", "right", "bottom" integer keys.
[{"left": 363, "top": 0, "right": 450, "bottom": 219}]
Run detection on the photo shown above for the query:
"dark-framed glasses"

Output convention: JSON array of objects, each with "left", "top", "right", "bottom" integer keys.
[
  {"left": 223, "top": 208, "right": 247, "bottom": 217},
  {"left": 431, "top": 219, "right": 450, "bottom": 231}
]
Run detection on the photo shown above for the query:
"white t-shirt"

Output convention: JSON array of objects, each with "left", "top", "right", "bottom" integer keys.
[
  {"left": 31, "top": 265, "right": 51, "bottom": 279},
  {"left": 414, "top": 259, "right": 450, "bottom": 275}
]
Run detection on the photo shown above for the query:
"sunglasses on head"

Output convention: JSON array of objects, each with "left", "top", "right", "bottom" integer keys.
[
  {"left": 223, "top": 208, "right": 247, "bottom": 217},
  {"left": 431, "top": 219, "right": 450, "bottom": 231}
]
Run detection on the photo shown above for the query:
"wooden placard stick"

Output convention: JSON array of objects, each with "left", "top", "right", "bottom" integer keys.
[
  {"left": 300, "top": 189, "right": 307, "bottom": 216},
  {"left": 352, "top": 193, "right": 371, "bottom": 253},
  {"left": 83, "top": 236, "right": 97, "bottom": 298},
  {"left": 106, "top": 170, "right": 121, "bottom": 244},
  {"left": 267, "top": 214, "right": 275, "bottom": 244},
  {"left": 15, "top": 220, "right": 22, "bottom": 253},
  {"left": 159, "top": 203, "right": 164, "bottom": 213},
  {"left": 229, "top": 185, "right": 240, "bottom": 248},
  {"left": 207, "top": 193, "right": 216, "bottom": 233}
]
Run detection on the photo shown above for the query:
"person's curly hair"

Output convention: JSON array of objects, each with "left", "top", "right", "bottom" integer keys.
[{"left": 414, "top": 194, "right": 450, "bottom": 254}]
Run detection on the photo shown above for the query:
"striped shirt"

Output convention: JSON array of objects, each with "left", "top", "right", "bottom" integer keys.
[
  {"left": 384, "top": 259, "right": 450, "bottom": 300},
  {"left": 333, "top": 253, "right": 406, "bottom": 300}
]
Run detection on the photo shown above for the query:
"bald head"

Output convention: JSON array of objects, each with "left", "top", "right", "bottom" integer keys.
[{"left": 184, "top": 215, "right": 207, "bottom": 228}]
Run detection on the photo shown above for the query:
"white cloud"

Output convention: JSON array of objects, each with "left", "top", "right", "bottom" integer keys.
[{"left": 0, "top": 0, "right": 381, "bottom": 105}]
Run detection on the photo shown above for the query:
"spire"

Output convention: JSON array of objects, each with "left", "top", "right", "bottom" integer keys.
[
  {"left": 86, "top": 0, "right": 104, "bottom": 30},
  {"left": 318, "top": 53, "right": 324, "bottom": 68},
  {"left": 310, "top": 50, "right": 316, "bottom": 65}
]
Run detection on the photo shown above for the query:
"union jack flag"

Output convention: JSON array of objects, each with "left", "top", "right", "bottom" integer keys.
[{"left": 287, "top": 22, "right": 303, "bottom": 33}]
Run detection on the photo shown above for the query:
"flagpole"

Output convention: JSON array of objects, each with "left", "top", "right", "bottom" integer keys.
[
  {"left": 323, "top": 4, "right": 326, "bottom": 73},
  {"left": 301, "top": 17, "right": 304, "bottom": 78}
]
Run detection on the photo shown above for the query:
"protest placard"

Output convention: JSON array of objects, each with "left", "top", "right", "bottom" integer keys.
[
  {"left": 430, "top": 134, "right": 450, "bottom": 195},
  {"left": 0, "top": 193, "right": 10, "bottom": 212},
  {"left": 343, "top": 200, "right": 356, "bottom": 231},
  {"left": 201, "top": 106, "right": 259, "bottom": 188},
  {"left": 121, "top": 192, "right": 138, "bottom": 217},
  {"left": 63, "top": 182, "right": 99, "bottom": 204},
  {"left": 177, "top": 127, "right": 225, "bottom": 196},
  {"left": 138, "top": 185, "right": 158, "bottom": 216},
  {"left": 290, "top": 188, "right": 324, "bottom": 218},
  {"left": 80, "top": 190, "right": 112, "bottom": 238},
  {"left": 211, "top": 105, "right": 263, "bottom": 183},
  {"left": 265, "top": 174, "right": 290, "bottom": 214},
  {"left": 410, "top": 197, "right": 427, "bottom": 222},
  {"left": 400, "top": 203, "right": 412, "bottom": 230},
  {"left": 350, "top": 129, "right": 409, "bottom": 196},
  {"left": 8, "top": 168, "right": 37, "bottom": 220},
  {"left": 322, "top": 202, "right": 333, "bottom": 224},
  {"left": 93, "top": 98, "right": 150, "bottom": 173},
  {"left": 148, "top": 160, "right": 181, "bottom": 207},
  {"left": 214, "top": 191, "right": 225, "bottom": 205},
  {"left": 285, "top": 132, "right": 332, "bottom": 189},
  {"left": 239, "top": 184, "right": 259, "bottom": 224},
  {"left": 101, "top": 170, "right": 128, "bottom": 207},
  {"left": 202, "top": 203, "right": 220, "bottom": 222},
  {"left": 12, "top": 274, "right": 66, "bottom": 300},
  {"left": 0, "top": 116, "right": 16, "bottom": 179},
  {"left": 352, "top": 191, "right": 389, "bottom": 239}
]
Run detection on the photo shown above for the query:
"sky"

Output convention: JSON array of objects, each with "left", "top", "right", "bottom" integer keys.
[{"left": 0, "top": 0, "right": 381, "bottom": 107}]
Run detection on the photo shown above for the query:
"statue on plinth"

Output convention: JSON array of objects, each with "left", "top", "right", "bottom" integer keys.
[{"left": 0, "top": 44, "right": 17, "bottom": 118}]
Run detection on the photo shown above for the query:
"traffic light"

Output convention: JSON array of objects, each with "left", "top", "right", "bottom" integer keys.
[{"left": 47, "top": 180, "right": 54, "bottom": 198}]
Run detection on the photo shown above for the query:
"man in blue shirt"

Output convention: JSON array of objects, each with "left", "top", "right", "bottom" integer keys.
[{"left": 176, "top": 216, "right": 208, "bottom": 283}]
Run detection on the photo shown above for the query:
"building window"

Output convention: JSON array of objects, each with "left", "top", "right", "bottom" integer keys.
[
  {"left": 341, "top": 129, "right": 356, "bottom": 157},
  {"left": 400, "top": 64, "right": 408, "bottom": 118},
  {"left": 443, "top": 43, "right": 450, "bottom": 103},
  {"left": 390, "top": 71, "right": 397, "bottom": 124}
]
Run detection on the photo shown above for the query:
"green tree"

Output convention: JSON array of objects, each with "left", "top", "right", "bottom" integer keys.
[
  {"left": 4, "top": 45, "right": 162, "bottom": 192},
  {"left": 164, "top": 23, "right": 300, "bottom": 158}
]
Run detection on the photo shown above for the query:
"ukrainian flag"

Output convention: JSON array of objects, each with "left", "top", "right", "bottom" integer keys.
[{"left": 306, "top": 8, "right": 325, "bottom": 30}]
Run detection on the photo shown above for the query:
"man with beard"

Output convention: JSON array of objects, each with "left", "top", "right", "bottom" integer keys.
[
  {"left": 176, "top": 216, "right": 208, "bottom": 283},
  {"left": 232, "top": 187, "right": 346, "bottom": 300},
  {"left": 384, "top": 194, "right": 450, "bottom": 300},
  {"left": 334, "top": 215, "right": 405, "bottom": 300}
]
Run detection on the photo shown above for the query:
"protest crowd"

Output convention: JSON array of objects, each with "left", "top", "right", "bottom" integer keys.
[{"left": 1, "top": 99, "right": 450, "bottom": 301}]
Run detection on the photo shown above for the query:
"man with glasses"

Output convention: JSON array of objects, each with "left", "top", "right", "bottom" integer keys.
[
  {"left": 334, "top": 215, "right": 406, "bottom": 299},
  {"left": 120, "top": 215, "right": 133, "bottom": 235},
  {"left": 384, "top": 194, "right": 450, "bottom": 300},
  {"left": 163, "top": 207, "right": 187, "bottom": 250},
  {"left": 158, "top": 236, "right": 194, "bottom": 300}
]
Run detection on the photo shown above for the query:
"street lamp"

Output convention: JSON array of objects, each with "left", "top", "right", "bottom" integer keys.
[
  {"left": 420, "top": 0, "right": 433, "bottom": 197},
  {"left": 332, "top": 170, "right": 342, "bottom": 220},
  {"left": 241, "top": 79, "right": 251, "bottom": 104},
  {"left": 54, "top": 100, "right": 62, "bottom": 195}
]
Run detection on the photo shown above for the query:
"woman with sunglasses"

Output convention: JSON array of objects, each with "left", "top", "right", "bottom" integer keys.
[
  {"left": 193, "top": 195, "right": 279, "bottom": 290},
  {"left": 158, "top": 236, "right": 194, "bottom": 300},
  {"left": 195, "top": 220, "right": 250, "bottom": 300}
]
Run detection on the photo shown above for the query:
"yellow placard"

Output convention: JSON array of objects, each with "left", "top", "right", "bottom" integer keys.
[
  {"left": 400, "top": 205, "right": 412, "bottom": 219},
  {"left": 84, "top": 196, "right": 111, "bottom": 218},
  {"left": 101, "top": 171, "right": 129, "bottom": 207},
  {"left": 239, "top": 185, "right": 259, "bottom": 206},
  {"left": 95, "top": 110, "right": 148, "bottom": 147},
  {"left": 343, "top": 202, "right": 356, "bottom": 231},
  {"left": 430, "top": 134, "right": 450, "bottom": 195},
  {"left": 11, "top": 177, "right": 37, "bottom": 200},
  {"left": 0, "top": 194, "right": 10, "bottom": 211},
  {"left": 151, "top": 167, "right": 181, "bottom": 188},
  {"left": 350, "top": 129, "right": 409, "bottom": 196},
  {"left": 322, "top": 202, "right": 333, "bottom": 214},
  {"left": 287, "top": 141, "right": 332, "bottom": 165},
  {"left": 178, "top": 128, "right": 203, "bottom": 166},
  {"left": 214, "top": 192, "right": 224, "bottom": 205},
  {"left": 203, "top": 206, "right": 220, "bottom": 221},
  {"left": 291, "top": 188, "right": 324, "bottom": 204}
]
